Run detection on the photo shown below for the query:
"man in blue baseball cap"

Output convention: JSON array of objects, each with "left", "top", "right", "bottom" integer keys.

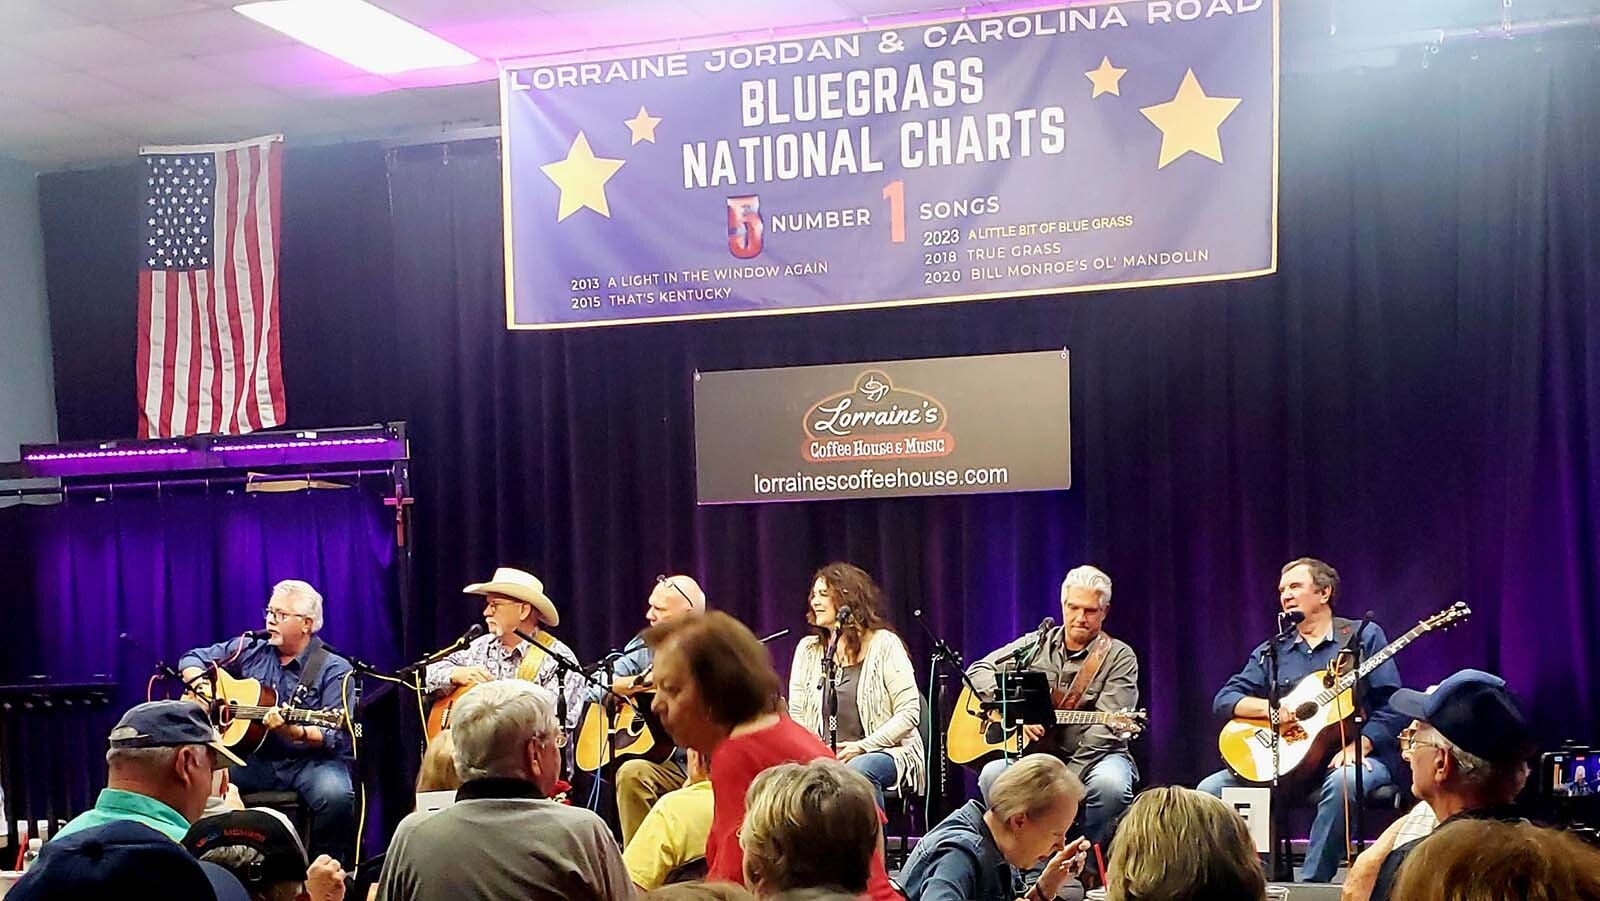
[
  {"left": 57, "top": 699, "right": 245, "bottom": 843},
  {"left": 1362, "top": 669, "right": 1534, "bottom": 901},
  {"left": 11, "top": 700, "right": 251, "bottom": 901}
]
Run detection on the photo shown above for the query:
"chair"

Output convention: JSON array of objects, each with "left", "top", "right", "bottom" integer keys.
[{"left": 241, "top": 789, "right": 313, "bottom": 849}]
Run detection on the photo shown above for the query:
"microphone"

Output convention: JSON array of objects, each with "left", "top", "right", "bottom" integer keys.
[
  {"left": 757, "top": 629, "right": 790, "bottom": 644},
  {"left": 244, "top": 629, "right": 271, "bottom": 641},
  {"left": 1037, "top": 616, "right": 1056, "bottom": 634},
  {"left": 456, "top": 623, "right": 486, "bottom": 647},
  {"left": 835, "top": 605, "right": 853, "bottom": 627},
  {"left": 1277, "top": 609, "right": 1305, "bottom": 633}
]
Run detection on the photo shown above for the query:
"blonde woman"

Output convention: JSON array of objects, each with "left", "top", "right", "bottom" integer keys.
[
  {"left": 1105, "top": 786, "right": 1265, "bottom": 901},
  {"left": 740, "top": 760, "right": 882, "bottom": 898},
  {"left": 788, "top": 562, "right": 923, "bottom": 806},
  {"left": 1391, "top": 819, "right": 1600, "bottom": 901}
]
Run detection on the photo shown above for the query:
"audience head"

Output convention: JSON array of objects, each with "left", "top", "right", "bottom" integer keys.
[
  {"left": 650, "top": 574, "right": 706, "bottom": 625},
  {"left": 1105, "top": 786, "right": 1266, "bottom": 901},
  {"left": 643, "top": 883, "right": 756, "bottom": 901},
  {"left": 1392, "top": 819, "right": 1600, "bottom": 901},
  {"left": 105, "top": 700, "right": 243, "bottom": 824},
  {"left": 416, "top": 731, "right": 462, "bottom": 793},
  {"left": 183, "top": 808, "right": 309, "bottom": 901},
  {"left": 1391, "top": 669, "right": 1532, "bottom": 810},
  {"left": 644, "top": 611, "right": 781, "bottom": 753},
  {"left": 10, "top": 821, "right": 241, "bottom": 901},
  {"left": 740, "top": 760, "right": 881, "bottom": 897},
  {"left": 686, "top": 748, "right": 710, "bottom": 785},
  {"left": 984, "top": 755, "right": 1085, "bottom": 869},
  {"left": 449, "top": 680, "right": 563, "bottom": 794},
  {"left": 806, "top": 563, "right": 889, "bottom": 658}
]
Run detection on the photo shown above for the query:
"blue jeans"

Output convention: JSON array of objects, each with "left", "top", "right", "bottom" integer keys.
[
  {"left": 232, "top": 754, "right": 356, "bottom": 863},
  {"left": 1198, "top": 759, "right": 1394, "bottom": 882},
  {"left": 979, "top": 753, "right": 1136, "bottom": 849},
  {"left": 848, "top": 751, "right": 899, "bottom": 809}
]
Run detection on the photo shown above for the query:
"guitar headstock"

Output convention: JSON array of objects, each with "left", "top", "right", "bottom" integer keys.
[
  {"left": 1421, "top": 602, "right": 1472, "bottom": 632},
  {"left": 1106, "top": 708, "right": 1147, "bottom": 738}
]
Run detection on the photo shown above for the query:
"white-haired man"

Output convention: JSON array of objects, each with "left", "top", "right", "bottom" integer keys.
[
  {"left": 180, "top": 579, "right": 356, "bottom": 863},
  {"left": 377, "top": 681, "right": 633, "bottom": 901},
  {"left": 966, "top": 565, "right": 1139, "bottom": 851},
  {"left": 582, "top": 574, "right": 706, "bottom": 845}
]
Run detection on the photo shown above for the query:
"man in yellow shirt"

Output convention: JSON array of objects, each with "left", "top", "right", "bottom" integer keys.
[{"left": 623, "top": 749, "right": 714, "bottom": 890}]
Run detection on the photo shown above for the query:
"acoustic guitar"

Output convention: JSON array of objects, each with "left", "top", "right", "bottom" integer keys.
[
  {"left": 946, "top": 683, "right": 1146, "bottom": 767},
  {"left": 205, "top": 668, "right": 346, "bottom": 757},
  {"left": 1218, "top": 602, "right": 1471, "bottom": 784},
  {"left": 574, "top": 670, "right": 674, "bottom": 771},
  {"left": 424, "top": 627, "right": 565, "bottom": 741}
]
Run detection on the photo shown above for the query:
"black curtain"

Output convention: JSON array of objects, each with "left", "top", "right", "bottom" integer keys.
[{"left": 33, "top": 41, "right": 1600, "bottom": 800}]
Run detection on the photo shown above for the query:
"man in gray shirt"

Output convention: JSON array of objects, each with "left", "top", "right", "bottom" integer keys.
[
  {"left": 967, "top": 565, "right": 1140, "bottom": 851},
  {"left": 378, "top": 681, "right": 633, "bottom": 901}
]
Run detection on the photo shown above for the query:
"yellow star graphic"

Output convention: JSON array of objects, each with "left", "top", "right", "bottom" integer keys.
[
  {"left": 1084, "top": 56, "right": 1127, "bottom": 98},
  {"left": 540, "top": 132, "right": 626, "bottom": 221},
  {"left": 1139, "top": 69, "right": 1242, "bottom": 169},
  {"left": 624, "top": 105, "right": 662, "bottom": 145}
]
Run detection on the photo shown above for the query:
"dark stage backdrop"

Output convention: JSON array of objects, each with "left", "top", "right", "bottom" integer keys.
[{"left": 28, "top": 42, "right": 1600, "bottom": 809}]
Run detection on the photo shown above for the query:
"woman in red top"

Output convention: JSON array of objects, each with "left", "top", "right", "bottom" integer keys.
[{"left": 645, "top": 611, "right": 900, "bottom": 901}]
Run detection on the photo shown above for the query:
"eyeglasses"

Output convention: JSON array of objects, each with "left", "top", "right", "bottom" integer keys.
[
  {"left": 1399, "top": 727, "right": 1446, "bottom": 756},
  {"left": 540, "top": 731, "right": 569, "bottom": 749},
  {"left": 264, "top": 608, "right": 310, "bottom": 623}
]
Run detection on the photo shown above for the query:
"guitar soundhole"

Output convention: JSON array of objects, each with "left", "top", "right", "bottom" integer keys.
[
  {"left": 1295, "top": 702, "right": 1319, "bottom": 721},
  {"left": 983, "top": 722, "right": 1007, "bottom": 745}
]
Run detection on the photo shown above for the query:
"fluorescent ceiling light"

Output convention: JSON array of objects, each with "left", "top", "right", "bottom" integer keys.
[{"left": 234, "top": 0, "right": 477, "bottom": 74}]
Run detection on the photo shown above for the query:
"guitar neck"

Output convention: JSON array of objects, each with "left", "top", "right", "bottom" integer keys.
[
  {"left": 1331, "top": 623, "right": 1425, "bottom": 694},
  {"left": 1054, "top": 710, "right": 1115, "bottom": 726},
  {"left": 229, "top": 705, "right": 339, "bottom": 726}
]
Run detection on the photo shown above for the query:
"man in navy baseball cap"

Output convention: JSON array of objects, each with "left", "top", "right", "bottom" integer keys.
[
  {"left": 1366, "top": 669, "right": 1534, "bottom": 901},
  {"left": 55, "top": 700, "right": 244, "bottom": 844}
]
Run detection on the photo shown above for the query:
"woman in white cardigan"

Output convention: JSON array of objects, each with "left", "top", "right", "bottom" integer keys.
[{"left": 788, "top": 562, "right": 925, "bottom": 805}]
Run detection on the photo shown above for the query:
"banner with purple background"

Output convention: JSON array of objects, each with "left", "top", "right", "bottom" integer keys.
[{"left": 502, "top": 0, "right": 1277, "bottom": 330}]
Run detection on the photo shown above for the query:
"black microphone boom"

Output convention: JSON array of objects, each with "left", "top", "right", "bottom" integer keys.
[{"left": 245, "top": 629, "right": 271, "bottom": 641}]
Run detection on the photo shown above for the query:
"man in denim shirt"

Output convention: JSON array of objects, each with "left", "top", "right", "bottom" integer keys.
[
  {"left": 901, "top": 755, "right": 1089, "bottom": 901},
  {"left": 180, "top": 579, "right": 354, "bottom": 863},
  {"left": 1198, "top": 558, "right": 1407, "bottom": 883}
]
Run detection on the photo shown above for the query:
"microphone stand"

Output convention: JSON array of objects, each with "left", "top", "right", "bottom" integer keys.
[
  {"left": 911, "top": 609, "right": 981, "bottom": 828},
  {"left": 1346, "top": 614, "right": 1374, "bottom": 857},
  {"left": 1263, "top": 614, "right": 1296, "bottom": 883},
  {"left": 822, "top": 625, "right": 841, "bottom": 754}
]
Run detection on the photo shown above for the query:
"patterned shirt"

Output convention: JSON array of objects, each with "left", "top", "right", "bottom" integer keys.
[{"left": 424, "top": 632, "right": 588, "bottom": 732}]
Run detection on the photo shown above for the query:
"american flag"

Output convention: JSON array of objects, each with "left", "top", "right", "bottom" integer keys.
[{"left": 137, "top": 134, "right": 286, "bottom": 438}]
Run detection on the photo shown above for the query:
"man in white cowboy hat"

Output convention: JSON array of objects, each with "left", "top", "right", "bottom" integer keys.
[{"left": 424, "top": 567, "right": 589, "bottom": 737}]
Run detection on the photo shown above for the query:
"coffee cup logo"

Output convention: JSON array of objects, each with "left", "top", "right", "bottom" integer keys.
[{"left": 803, "top": 370, "right": 954, "bottom": 462}]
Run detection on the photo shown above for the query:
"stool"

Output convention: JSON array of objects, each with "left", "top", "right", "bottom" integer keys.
[{"left": 242, "top": 789, "right": 313, "bottom": 850}]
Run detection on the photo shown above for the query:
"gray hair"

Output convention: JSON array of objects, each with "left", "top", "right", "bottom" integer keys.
[
  {"left": 271, "top": 579, "right": 324, "bottom": 633},
  {"left": 656, "top": 574, "right": 707, "bottom": 611},
  {"left": 106, "top": 745, "right": 183, "bottom": 772},
  {"left": 1061, "top": 565, "right": 1113, "bottom": 606},
  {"left": 987, "top": 754, "right": 1084, "bottom": 822},
  {"left": 450, "top": 680, "right": 559, "bottom": 782},
  {"left": 1421, "top": 724, "right": 1530, "bottom": 801}
]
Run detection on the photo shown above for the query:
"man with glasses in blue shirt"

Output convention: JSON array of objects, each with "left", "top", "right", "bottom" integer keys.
[{"left": 179, "top": 579, "right": 355, "bottom": 864}]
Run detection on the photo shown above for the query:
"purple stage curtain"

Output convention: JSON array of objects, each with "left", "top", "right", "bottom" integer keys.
[{"left": 32, "top": 38, "right": 1600, "bottom": 811}]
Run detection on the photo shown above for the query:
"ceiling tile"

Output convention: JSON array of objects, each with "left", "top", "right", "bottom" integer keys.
[
  {"left": 197, "top": 45, "right": 372, "bottom": 86},
  {"left": 47, "top": 0, "right": 211, "bottom": 25},
  {"left": 4, "top": 72, "right": 151, "bottom": 109},
  {"left": 372, "top": 0, "right": 556, "bottom": 28},
  {"left": 112, "top": 8, "right": 300, "bottom": 54},
  {"left": 0, "top": 109, "right": 116, "bottom": 143},
  {"left": 0, "top": 1, "right": 89, "bottom": 33},
  {"left": 0, "top": 24, "right": 174, "bottom": 69},
  {"left": 89, "top": 58, "right": 262, "bottom": 94},
  {"left": 0, "top": 48, "right": 68, "bottom": 83},
  {"left": 271, "top": 76, "right": 404, "bottom": 100},
  {"left": 407, "top": 81, "right": 501, "bottom": 119},
  {"left": 379, "top": 60, "right": 500, "bottom": 89}
]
